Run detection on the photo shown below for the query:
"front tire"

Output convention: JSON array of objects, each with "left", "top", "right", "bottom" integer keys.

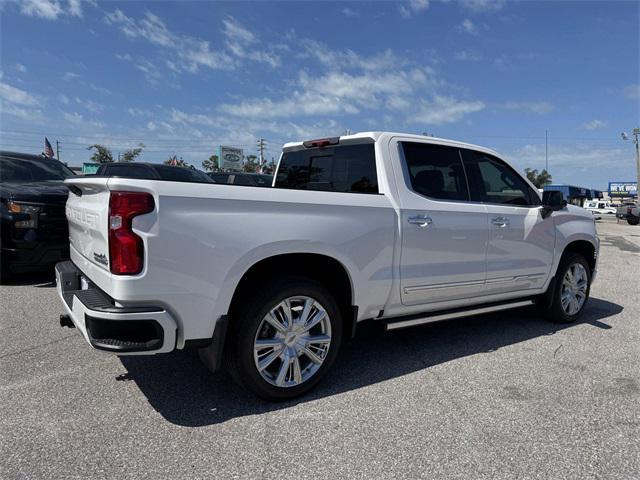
[
  {"left": 226, "top": 276, "right": 343, "bottom": 401},
  {"left": 542, "top": 252, "right": 591, "bottom": 323},
  {"left": 627, "top": 216, "right": 639, "bottom": 225}
]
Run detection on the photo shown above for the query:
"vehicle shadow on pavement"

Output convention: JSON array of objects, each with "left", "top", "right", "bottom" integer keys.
[
  {"left": 119, "top": 297, "right": 621, "bottom": 427},
  {"left": 2, "top": 271, "right": 55, "bottom": 287}
]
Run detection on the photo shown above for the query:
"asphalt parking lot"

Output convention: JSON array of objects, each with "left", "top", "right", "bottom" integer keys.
[{"left": 1, "top": 215, "right": 639, "bottom": 480}]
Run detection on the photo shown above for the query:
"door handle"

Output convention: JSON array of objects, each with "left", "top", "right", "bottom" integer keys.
[
  {"left": 491, "top": 216, "right": 510, "bottom": 227},
  {"left": 408, "top": 215, "right": 433, "bottom": 227}
]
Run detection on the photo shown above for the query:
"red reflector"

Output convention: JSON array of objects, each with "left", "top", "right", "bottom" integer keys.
[
  {"left": 108, "top": 192, "right": 154, "bottom": 275},
  {"left": 303, "top": 137, "right": 340, "bottom": 148}
]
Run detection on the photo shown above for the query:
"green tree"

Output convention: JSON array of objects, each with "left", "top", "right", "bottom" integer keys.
[
  {"left": 87, "top": 144, "right": 113, "bottom": 163},
  {"left": 244, "top": 154, "right": 258, "bottom": 173},
  {"left": 202, "top": 154, "right": 218, "bottom": 172},
  {"left": 121, "top": 143, "right": 145, "bottom": 162},
  {"left": 524, "top": 168, "right": 552, "bottom": 188}
]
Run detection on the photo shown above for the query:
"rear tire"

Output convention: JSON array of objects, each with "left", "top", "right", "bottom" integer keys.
[
  {"left": 541, "top": 252, "right": 591, "bottom": 323},
  {"left": 628, "top": 216, "right": 639, "bottom": 225},
  {"left": 226, "top": 276, "right": 343, "bottom": 401}
]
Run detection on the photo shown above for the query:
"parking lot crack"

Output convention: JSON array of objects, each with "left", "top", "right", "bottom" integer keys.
[{"left": 0, "top": 333, "right": 77, "bottom": 360}]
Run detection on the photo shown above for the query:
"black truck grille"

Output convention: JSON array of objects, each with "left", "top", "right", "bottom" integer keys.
[{"left": 38, "top": 204, "right": 68, "bottom": 242}]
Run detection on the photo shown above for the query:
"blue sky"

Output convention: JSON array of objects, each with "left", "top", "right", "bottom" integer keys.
[{"left": 1, "top": 0, "right": 638, "bottom": 189}]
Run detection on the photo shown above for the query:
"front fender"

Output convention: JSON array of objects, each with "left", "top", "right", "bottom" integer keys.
[{"left": 551, "top": 207, "right": 599, "bottom": 277}]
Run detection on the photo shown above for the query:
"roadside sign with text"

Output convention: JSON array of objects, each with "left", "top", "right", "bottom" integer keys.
[
  {"left": 608, "top": 182, "right": 637, "bottom": 198},
  {"left": 217, "top": 146, "right": 244, "bottom": 171},
  {"left": 82, "top": 163, "right": 101, "bottom": 174}
]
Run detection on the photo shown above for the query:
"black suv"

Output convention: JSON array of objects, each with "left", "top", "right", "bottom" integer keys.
[
  {"left": 95, "top": 162, "right": 213, "bottom": 183},
  {"left": 1, "top": 152, "right": 74, "bottom": 280},
  {"left": 208, "top": 172, "right": 273, "bottom": 187}
]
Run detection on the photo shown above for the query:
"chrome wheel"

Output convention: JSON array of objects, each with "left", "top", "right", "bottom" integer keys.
[
  {"left": 560, "top": 263, "right": 588, "bottom": 315},
  {"left": 253, "top": 296, "right": 332, "bottom": 388}
]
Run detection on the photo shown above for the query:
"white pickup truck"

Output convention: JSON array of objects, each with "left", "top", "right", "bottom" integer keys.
[{"left": 56, "top": 132, "right": 599, "bottom": 400}]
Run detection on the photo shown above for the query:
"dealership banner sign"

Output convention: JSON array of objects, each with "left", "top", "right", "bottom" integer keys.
[
  {"left": 218, "top": 146, "right": 244, "bottom": 171},
  {"left": 608, "top": 182, "right": 637, "bottom": 198}
]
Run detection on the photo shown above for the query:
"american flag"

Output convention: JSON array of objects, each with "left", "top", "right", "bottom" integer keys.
[{"left": 44, "top": 137, "right": 54, "bottom": 158}]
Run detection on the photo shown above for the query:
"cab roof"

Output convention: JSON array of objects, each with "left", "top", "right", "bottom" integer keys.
[{"left": 282, "top": 132, "right": 500, "bottom": 157}]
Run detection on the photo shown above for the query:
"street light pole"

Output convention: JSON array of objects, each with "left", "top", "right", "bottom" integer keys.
[
  {"left": 635, "top": 128, "right": 640, "bottom": 203},
  {"left": 545, "top": 129, "right": 548, "bottom": 172},
  {"left": 621, "top": 128, "right": 640, "bottom": 203}
]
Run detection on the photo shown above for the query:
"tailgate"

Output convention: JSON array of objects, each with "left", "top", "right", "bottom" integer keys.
[{"left": 65, "top": 178, "right": 111, "bottom": 271}]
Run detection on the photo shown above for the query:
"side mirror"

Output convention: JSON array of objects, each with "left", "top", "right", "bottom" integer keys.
[{"left": 541, "top": 190, "right": 566, "bottom": 218}]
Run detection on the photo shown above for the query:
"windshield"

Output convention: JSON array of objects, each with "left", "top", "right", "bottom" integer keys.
[{"left": 0, "top": 157, "right": 74, "bottom": 183}]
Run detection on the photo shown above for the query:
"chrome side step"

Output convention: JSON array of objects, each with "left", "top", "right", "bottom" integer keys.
[{"left": 385, "top": 299, "right": 535, "bottom": 331}]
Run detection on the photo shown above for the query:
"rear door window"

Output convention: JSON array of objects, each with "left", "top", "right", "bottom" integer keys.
[
  {"left": 400, "top": 142, "right": 469, "bottom": 201},
  {"left": 275, "top": 143, "right": 378, "bottom": 194}
]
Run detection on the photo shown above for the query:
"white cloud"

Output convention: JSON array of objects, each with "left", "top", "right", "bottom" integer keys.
[
  {"left": 0, "top": 81, "right": 43, "bottom": 123},
  {"left": 300, "top": 39, "right": 409, "bottom": 71},
  {"left": 412, "top": 96, "right": 485, "bottom": 125},
  {"left": 127, "top": 107, "right": 154, "bottom": 117},
  {"left": 134, "top": 59, "right": 163, "bottom": 85},
  {"left": 500, "top": 101, "right": 554, "bottom": 115},
  {"left": 453, "top": 50, "right": 483, "bottom": 61},
  {"left": 458, "top": 19, "right": 478, "bottom": 35},
  {"left": 68, "top": 0, "right": 82, "bottom": 17},
  {"left": 508, "top": 143, "right": 629, "bottom": 189},
  {"left": 171, "top": 109, "right": 221, "bottom": 127},
  {"left": 222, "top": 16, "right": 280, "bottom": 67},
  {"left": 579, "top": 119, "right": 607, "bottom": 131},
  {"left": 62, "top": 111, "right": 105, "bottom": 129},
  {"left": 62, "top": 71, "right": 80, "bottom": 81},
  {"left": 623, "top": 84, "right": 640, "bottom": 100},
  {"left": 213, "top": 39, "right": 484, "bottom": 131},
  {"left": 20, "top": 0, "right": 63, "bottom": 20},
  {"left": 0, "top": 81, "right": 39, "bottom": 106},
  {"left": 15, "top": 64, "right": 28, "bottom": 73},
  {"left": 75, "top": 96, "right": 103, "bottom": 113},
  {"left": 459, "top": 0, "right": 506, "bottom": 13},
  {"left": 159, "top": 121, "right": 175, "bottom": 133},
  {"left": 399, "top": 0, "right": 429, "bottom": 18},
  {"left": 17, "top": 0, "right": 91, "bottom": 19},
  {"left": 105, "top": 9, "right": 232, "bottom": 71},
  {"left": 222, "top": 16, "right": 255, "bottom": 44},
  {"left": 105, "top": 10, "right": 278, "bottom": 73},
  {"left": 219, "top": 68, "right": 436, "bottom": 119},
  {"left": 88, "top": 83, "right": 112, "bottom": 95},
  {"left": 341, "top": 7, "right": 357, "bottom": 17},
  {"left": 58, "top": 94, "right": 70, "bottom": 104},
  {"left": 1, "top": 103, "right": 45, "bottom": 123},
  {"left": 115, "top": 53, "right": 132, "bottom": 61},
  {"left": 147, "top": 121, "right": 157, "bottom": 131}
]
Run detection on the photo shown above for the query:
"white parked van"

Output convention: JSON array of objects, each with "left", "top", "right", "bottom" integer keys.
[{"left": 584, "top": 201, "right": 616, "bottom": 215}]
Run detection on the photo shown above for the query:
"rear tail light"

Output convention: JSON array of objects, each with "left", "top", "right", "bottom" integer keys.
[{"left": 108, "top": 192, "right": 154, "bottom": 275}]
